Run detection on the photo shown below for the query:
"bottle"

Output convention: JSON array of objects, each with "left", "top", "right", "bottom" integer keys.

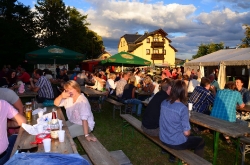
[{"left": 50, "top": 108, "right": 59, "bottom": 139}]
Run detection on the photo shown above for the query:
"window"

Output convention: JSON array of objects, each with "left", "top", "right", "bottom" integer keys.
[
  {"left": 123, "top": 41, "right": 125, "bottom": 46},
  {"left": 146, "top": 49, "right": 150, "bottom": 55},
  {"left": 146, "top": 38, "right": 150, "bottom": 43},
  {"left": 164, "top": 49, "right": 166, "bottom": 55},
  {"left": 153, "top": 38, "right": 159, "bottom": 42},
  {"left": 121, "top": 42, "right": 122, "bottom": 47},
  {"left": 153, "top": 49, "right": 159, "bottom": 54}
]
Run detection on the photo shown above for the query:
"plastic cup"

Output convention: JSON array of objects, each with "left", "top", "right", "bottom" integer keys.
[
  {"left": 58, "top": 130, "right": 65, "bottom": 142},
  {"left": 42, "top": 138, "right": 51, "bottom": 152},
  {"left": 37, "top": 124, "right": 44, "bottom": 134},
  {"left": 188, "top": 103, "right": 193, "bottom": 111},
  {"left": 38, "top": 111, "right": 44, "bottom": 118}
]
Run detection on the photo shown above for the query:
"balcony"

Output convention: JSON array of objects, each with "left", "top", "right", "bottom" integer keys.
[
  {"left": 151, "top": 42, "right": 164, "bottom": 48},
  {"left": 151, "top": 54, "right": 165, "bottom": 60}
]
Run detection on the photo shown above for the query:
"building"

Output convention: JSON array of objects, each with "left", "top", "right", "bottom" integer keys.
[{"left": 118, "top": 29, "right": 177, "bottom": 66}]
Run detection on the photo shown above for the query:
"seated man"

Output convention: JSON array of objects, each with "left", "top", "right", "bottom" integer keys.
[
  {"left": 235, "top": 77, "right": 250, "bottom": 105},
  {"left": 211, "top": 81, "right": 245, "bottom": 122},
  {"left": 142, "top": 78, "right": 172, "bottom": 136},
  {"left": 210, "top": 81, "right": 245, "bottom": 143},
  {"left": 29, "top": 69, "right": 54, "bottom": 103},
  {"left": 116, "top": 72, "right": 130, "bottom": 100},
  {"left": 209, "top": 74, "right": 220, "bottom": 91},
  {"left": 57, "top": 69, "right": 69, "bottom": 82},
  {"left": 188, "top": 77, "right": 216, "bottom": 115},
  {"left": 0, "top": 100, "right": 26, "bottom": 164}
]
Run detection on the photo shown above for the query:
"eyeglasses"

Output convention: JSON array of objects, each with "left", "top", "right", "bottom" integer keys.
[{"left": 17, "top": 145, "right": 38, "bottom": 153}]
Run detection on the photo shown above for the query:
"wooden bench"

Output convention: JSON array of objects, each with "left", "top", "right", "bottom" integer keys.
[
  {"left": 120, "top": 114, "right": 212, "bottom": 165},
  {"left": 105, "top": 97, "right": 124, "bottom": 118},
  {"left": 81, "top": 150, "right": 132, "bottom": 165},
  {"left": 240, "top": 136, "right": 250, "bottom": 165},
  {"left": 77, "top": 133, "right": 120, "bottom": 165}
]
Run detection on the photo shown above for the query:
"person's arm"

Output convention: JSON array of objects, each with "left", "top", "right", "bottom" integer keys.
[
  {"left": 82, "top": 120, "right": 97, "bottom": 142},
  {"left": 54, "top": 90, "right": 70, "bottom": 106},
  {"left": 13, "top": 98, "right": 24, "bottom": 115},
  {"left": 183, "top": 130, "right": 190, "bottom": 136},
  {"left": 210, "top": 85, "right": 216, "bottom": 96},
  {"left": 132, "top": 87, "right": 135, "bottom": 98},
  {"left": 29, "top": 78, "right": 40, "bottom": 92},
  {"left": 8, "top": 113, "right": 26, "bottom": 128}
]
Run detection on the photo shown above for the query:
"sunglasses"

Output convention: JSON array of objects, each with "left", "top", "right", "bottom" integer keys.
[{"left": 17, "top": 145, "right": 38, "bottom": 153}]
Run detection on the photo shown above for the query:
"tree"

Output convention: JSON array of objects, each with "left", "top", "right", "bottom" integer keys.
[
  {"left": 240, "top": 24, "right": 250, "bottom": 48},
  {"left": 58, "top": 7, "right": 104, "bottom": 59},
  {"left": 35, "top": 0, "right": 69, "bottom": 46},
  {"left": 0, "top": 0, "right": 38, "bottom": 67},
  {"left": 192, "top": 42, "right": 224, "bottom": 59},
  {"left": 35, "top": 1, "right": 104, "bottom": 59}
]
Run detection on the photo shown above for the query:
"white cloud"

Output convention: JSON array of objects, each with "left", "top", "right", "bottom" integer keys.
[{"left": 77, "top": 0, "right": 250, "bottom": 59}]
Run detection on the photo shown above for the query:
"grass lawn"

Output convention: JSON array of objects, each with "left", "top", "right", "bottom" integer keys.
[{"left": 67, "top": 101, "right": 250, "bottom": 165}]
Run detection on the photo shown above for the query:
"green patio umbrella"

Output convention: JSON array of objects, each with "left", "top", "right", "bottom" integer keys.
[
  {"left": 100, "top": 52, "right": 151, "bottom": 67},
  {"left": 25, "top": 45, "right": 85, "bottom": 64}
]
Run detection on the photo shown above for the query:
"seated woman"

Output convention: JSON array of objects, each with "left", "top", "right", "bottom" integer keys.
[
  {"left": 0, "top": 70, "right": 18, "bottom": 89},
  {"left": 54, "top": 80, "right": 96, "bottom": 141},
  {"left": 138, "top": 77, "right": 155, "bottom": 101},
  {"left": 160, "top": 80, "right": 205, "bottom": 161},
  {"left": 85, "top": 73, "right": 106, "bottom": 91},
  {"left": 122, "top": 76, "right": 142, "bottom": 117}
]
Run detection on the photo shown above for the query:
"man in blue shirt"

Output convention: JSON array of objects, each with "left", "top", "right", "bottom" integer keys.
[
  {"left": 188, "top": 77, "right": 216, "bottom": 115},
  {"left": 211, "top": 81, "right": 245, "bottom": 122}
]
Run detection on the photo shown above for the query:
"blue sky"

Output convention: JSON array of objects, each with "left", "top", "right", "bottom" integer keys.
[{"left": 20, "top": 0, "right": 250, "bottom": 60}]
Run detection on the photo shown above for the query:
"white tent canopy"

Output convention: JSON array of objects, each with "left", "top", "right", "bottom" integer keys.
[{"left": 185, "top": 48, "right": 250, "bottom": 89}]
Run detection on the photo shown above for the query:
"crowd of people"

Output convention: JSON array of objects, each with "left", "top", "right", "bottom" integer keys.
[{"left": 1, "top": 63, "right": 250, "bottom": 164}]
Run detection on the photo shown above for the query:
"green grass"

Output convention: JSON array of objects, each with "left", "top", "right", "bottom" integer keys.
[{"left": 63, "top": 102, "right": 250, "bottom": 165}]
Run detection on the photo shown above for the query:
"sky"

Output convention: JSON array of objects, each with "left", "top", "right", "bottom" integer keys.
[{"left": 20, "top": 0, "right": 250, "bottom": 60}]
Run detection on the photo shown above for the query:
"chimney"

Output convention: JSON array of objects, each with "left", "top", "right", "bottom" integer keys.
[
  {"left": 144, "top": 31, "right": 148, "bottom": 35},
  {"left": 135, "top": 32, "right": 138, "bottom": 35}
]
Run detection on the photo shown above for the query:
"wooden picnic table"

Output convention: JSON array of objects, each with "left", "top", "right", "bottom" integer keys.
[
  {"left": 17, "top": 90, "right": 37, "bottom": 98},
  {"left": 237, "top": 105, "right": 250, "bottom": 112},
  {"left": 11, "top": 106, "right": 78, "bottom": 156},
  {"left": 80, "top": 86, "right": 107, "bottom": 97},
  {"left": 135, "top": 90, "right": 152, "bottom": 96},
  {"left": 189, "top": 111, "right": 250, "bottom": 165}
]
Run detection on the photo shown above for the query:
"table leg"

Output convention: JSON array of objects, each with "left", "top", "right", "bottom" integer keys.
[
  {"left": 213, "top": 131, "right": 220, "bottom": 165},
  {"left": 235, "top": 137, "right": 240, "bottom": 165}
]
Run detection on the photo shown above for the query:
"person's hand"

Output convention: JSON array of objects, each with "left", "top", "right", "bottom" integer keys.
[
  {"left": 29, "top": 78, "right": 33, "bottom": 82},
  {"left": 61, "top": 90, "right": 71, "bottom": 98},
  {"left": 86, "top": 136, "right": 97, "bottom": 142}
]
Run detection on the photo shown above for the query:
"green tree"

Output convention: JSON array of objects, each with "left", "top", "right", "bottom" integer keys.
[
  {"left": 0, "top": 0, "right": 38, "bottom": 66},
  {"left": 35, "top": 0, "right": 69, "bottom": 46},
  {"left": 192, "top": 42, "right": 224, "bottom": 59},
  {"left": 60, "top": 7, "right": 103, "bottom": 59},
  {"left": 240, "top": 24, "right": 250, "bottom": 48}
]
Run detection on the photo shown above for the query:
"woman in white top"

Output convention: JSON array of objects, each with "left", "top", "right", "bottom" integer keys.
[
  {"left": 106, "top": 73, "right": 117, "bottom": 95},
  {"left": 86, "top": 73, "right": 106, "bottom": 91},
  {"left": 54, "top": 80, "right": 96, "bottom": 141}
]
